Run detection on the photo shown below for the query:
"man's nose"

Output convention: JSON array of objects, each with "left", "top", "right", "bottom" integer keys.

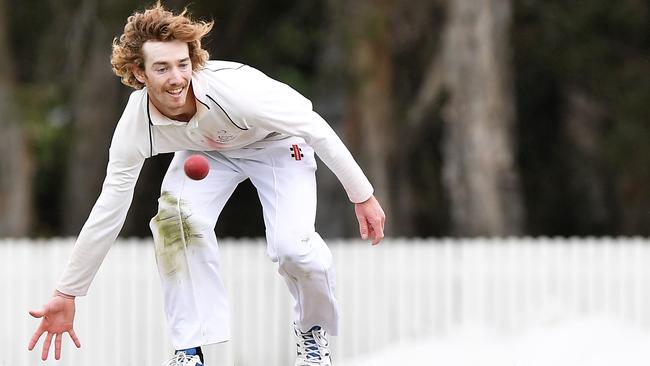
[{"left": 169, "top": 67, "right": 183, "bottom": 83}]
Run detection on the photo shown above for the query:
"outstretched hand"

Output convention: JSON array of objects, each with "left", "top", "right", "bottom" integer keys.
[
  {"left": 28, "top": 293, "right": 81, "bottom": 360},
  {"left": 354, "top": 195, "right": 386, "bottom": 245}
]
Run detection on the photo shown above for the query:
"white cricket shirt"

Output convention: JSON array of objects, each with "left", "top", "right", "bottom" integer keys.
[{"left": 56, "top": 61, "right": 373, "bottom": 296}]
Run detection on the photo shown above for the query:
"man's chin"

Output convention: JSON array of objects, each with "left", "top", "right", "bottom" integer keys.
[{"left": 167, "top": 93, "right": 186, "bottom": 106}]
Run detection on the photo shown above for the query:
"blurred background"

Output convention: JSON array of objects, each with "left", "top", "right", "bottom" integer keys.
[
  {"left": 1, "top": 0, "right": 648, "bottom": 239},
  {"left": 1, "top": 0, "right": 650, "bottom": 365}
]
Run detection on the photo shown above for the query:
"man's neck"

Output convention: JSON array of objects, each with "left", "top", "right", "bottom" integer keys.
[{"left": 170, "top": 106, "right": 196, "bottom": 122}]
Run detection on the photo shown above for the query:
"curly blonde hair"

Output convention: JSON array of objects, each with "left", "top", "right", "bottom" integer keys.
[{"left": 111, "top": 2, "right": 213, "bottom": 89}]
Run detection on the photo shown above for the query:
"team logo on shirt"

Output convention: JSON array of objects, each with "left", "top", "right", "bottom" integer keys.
[
  {"left": 290, "top": 144, "right": 304, "bottom": 161},
  {"left": 214, "top": 130, "right": 235, "bottom": 143}
]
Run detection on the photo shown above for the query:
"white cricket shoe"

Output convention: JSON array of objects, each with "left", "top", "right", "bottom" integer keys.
[
  {"left": 162, "top": 351, "right": 203, "bottom": 366},
  {"left": 294, "top": 324, "right": 332, "bottom": 366}
]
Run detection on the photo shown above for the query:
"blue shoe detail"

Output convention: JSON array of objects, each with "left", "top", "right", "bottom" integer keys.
[
  {"left": 166, "top": 348, "right": 203, "bottom": 366},
  {"left": 176, "top": 348, "right": 198, "bottom": 356},
  {"left": 294, "top": 324, "right": 331, "bottom": 365}
]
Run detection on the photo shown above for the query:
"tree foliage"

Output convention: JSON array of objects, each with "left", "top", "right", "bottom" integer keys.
[{"left": 2, "top": 0, "right": 648, "bottom": 237}]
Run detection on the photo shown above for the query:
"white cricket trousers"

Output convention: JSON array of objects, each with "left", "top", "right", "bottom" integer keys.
[{"left": 149, "top": 137, "right": 339, "bottom": 350}]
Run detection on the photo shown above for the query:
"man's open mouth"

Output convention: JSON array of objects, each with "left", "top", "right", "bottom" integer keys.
[{"left": 168, "top": 87, "right": 183, "bottom": 96}]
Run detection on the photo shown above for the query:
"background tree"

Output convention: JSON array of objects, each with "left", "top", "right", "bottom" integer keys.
[
  {"left": 513, "top": 0, "right": 650, "bottom": 235},
  {"left": 60, "top": 0, "right": 128, "bottom": 234},
  {"left": 442, "top": 0, "right": 524, "bottom": 236},
  {"left": 339, "top": 0, "right": 395, "bottom": 234},
  {"left": 0, "top": 0, "right": 33, "bottom": 237},
  {"left": 411, "top": 0, "right": 524, "bottom": 235},
  {"left": 1, "top": 0, "right": 648, "bottom": 238}
]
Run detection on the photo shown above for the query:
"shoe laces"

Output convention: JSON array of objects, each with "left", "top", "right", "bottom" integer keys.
[
  {"left": 295, "top": 325, "right": 331, "bottom": 362},
  {"left": 162, "top": 351, "right": 202, "bottom": 366}
]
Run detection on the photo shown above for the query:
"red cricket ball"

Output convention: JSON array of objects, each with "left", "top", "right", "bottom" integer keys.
[{"left": 184, "top": 154, "right": 210, "bottom": 180}]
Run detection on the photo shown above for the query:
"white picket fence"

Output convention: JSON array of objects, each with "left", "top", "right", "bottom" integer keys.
[{"left": 1, "top": 237, "right": 650, "bottom": 365}]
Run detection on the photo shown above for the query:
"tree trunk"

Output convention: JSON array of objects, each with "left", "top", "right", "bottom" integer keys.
[
  {"left": 341, "top": 0, "right": 394, "bottom": 233},
  {"left": 440, "top": 0, "right": 524, "bottom": 236},
  {"left": 561, "top": 87, "right": 612, "bottom": 234},
  {"left": 312, "top": 0, "right": 355, "bottom": 237},
  {"left": 0, "top": 0, "right": 33, "bottom": 237},
  {"left": 62, "top": 4, "right": 122, "bottom": 234}
]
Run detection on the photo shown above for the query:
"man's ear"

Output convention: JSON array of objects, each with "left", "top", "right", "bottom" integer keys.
[{"left": 133, "top": 65, "right": 147, "bottom": 85}]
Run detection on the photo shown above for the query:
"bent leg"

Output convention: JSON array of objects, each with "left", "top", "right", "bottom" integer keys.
[
  {"left": 244, "top": 140, "right": 340, "bottom": 335},
  {"left": 150, "top": 150, "right": 245, "bottom": 349}
]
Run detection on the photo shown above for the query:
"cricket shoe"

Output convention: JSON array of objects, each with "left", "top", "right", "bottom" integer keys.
[
  {"left": 162, "top": 348, "right": 203, "bottom": 366},
  {"left": 294, "top": 324, "right": 332, "bottom": 366}
]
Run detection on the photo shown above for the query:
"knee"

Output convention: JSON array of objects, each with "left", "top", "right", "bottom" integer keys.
[{"left": 275, "top": 232, "right": 332, "bottom": 274}]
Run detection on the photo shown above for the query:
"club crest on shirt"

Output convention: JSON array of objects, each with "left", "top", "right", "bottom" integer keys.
[
  {"left": 213, "top": 130, "right": 235, "bottom": 143},
  {"left": 290, "top": 144, "right": 304, "bottom": 160}
]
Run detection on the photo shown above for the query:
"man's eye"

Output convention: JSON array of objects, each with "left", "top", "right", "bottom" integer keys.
[
  {"left": 179, "top": 63, "right": 189, "bottom": 69},
  {"left": 156, "top": 68, "right": 167, "bottom": 73}
]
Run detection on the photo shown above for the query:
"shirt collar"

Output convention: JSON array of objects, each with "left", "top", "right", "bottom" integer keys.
[{"left": 190, "top": 70, "right": 210, "bottom": 109}]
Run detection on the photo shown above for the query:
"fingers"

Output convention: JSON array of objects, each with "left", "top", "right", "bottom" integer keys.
[
  {"left": 354, "top": 196, "right": 386, "bottom": 245},
  {"left": 358, "top": 215, "right": 385, "bottom": 244},
  {"left": 28, "top": 306, "right": 47, "bottom": 351},
  {"left": 28, "top": 325, "right": 45, "bottom": 350},
  {"left": 358, "top": 217, "right": 384, "bottom": 245},
  {"left": 357, "top": 217, "right": 369, "bottom": 240},
  {"left": 30, "top": 329, "right": 80, "bottom": 359},
  {"left": 41, "top": 332, "right": 53, "bottom": 361},
  {"left": 55, "top": 332, "right": 62, "bottom": 360},
  {"left": 68, "top": 328, "right": 82, "bottom": 348},
  {"left": 29, "top": 308, "right": 45, "bottom": 318},
  {"left": 369, "top": 217, "right": 385, "bottom": 245}
]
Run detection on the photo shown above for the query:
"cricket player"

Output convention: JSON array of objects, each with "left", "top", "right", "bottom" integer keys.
[{"left": 28, "top": 3, "right": 385, "bottom": 366}]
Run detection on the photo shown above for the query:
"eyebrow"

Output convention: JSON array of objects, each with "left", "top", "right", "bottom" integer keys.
[{"left": 151, "top": 57, "right": 191, "bottom": 67}]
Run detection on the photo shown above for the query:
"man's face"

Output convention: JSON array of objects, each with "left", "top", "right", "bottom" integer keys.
[{"left": 135, "top": 40, "right": 193, "bottom": 118}]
